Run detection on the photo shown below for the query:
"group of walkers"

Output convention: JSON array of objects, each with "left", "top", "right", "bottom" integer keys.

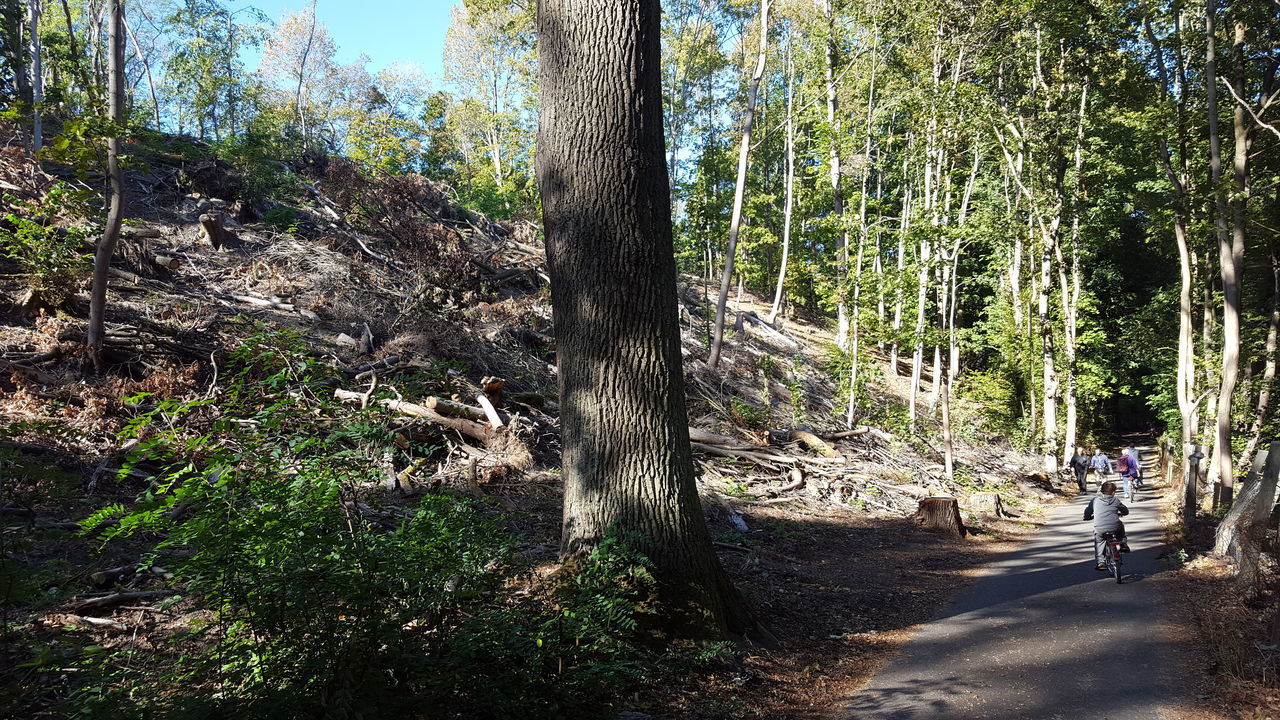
[
  {"left": 1070, "top": 445, "right": 1144, "bottom": 571},
  {"left": 1067, "top": 446, "right": 1143, "bottom": 498}
]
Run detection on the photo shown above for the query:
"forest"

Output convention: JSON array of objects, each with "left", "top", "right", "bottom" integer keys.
[{"left": 1, "top": 0, "right": 1279, "bottom": 718}]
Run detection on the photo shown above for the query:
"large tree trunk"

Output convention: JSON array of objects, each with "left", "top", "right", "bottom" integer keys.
[
  {"left": 87, "top": 0, "right": 125, "bottom": 366},
  {"left": 708, "top": 0, "right": 770, "bottom": 369},
  {"left": 1207, "top": 0, "right": 1239, "bottom": 506},
  {"left": 536, "top": 0, "right": 758, "bottom": 641}
]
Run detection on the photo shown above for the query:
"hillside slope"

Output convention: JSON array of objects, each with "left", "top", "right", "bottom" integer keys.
[{"left": 0, "top": 126, "right": 1070, "bottom": 718}]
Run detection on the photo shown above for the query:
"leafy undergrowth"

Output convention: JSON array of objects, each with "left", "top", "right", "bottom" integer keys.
[{"left": 2, "top": 329, "right": 738, "bottom": 719}]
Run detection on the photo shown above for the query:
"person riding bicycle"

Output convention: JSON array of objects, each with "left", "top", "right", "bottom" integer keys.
[
  {"left": 1084, "top": 481, "right": 1129, "bottom": 571},
  {"left": 1116, "top": 451, "right": 1139, "bottom": 500},
  {"left": 1123, "top": 446, "right": 1144, "bottom": 487}
]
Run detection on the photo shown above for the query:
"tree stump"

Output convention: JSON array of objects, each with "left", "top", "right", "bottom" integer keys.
[
  {"left": 198, "top": 212, "right": 226, "bottom": 249},
  {"left": 914, "top": 496, "right": 967, "bottom": 538},
  {"left": 962, "top": 491, "right": 1007, "bottom": 518}
]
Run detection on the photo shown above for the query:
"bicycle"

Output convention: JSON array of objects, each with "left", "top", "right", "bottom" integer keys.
[{"left": 1098, "top": 531, "right": 1124, "bottom": 583}]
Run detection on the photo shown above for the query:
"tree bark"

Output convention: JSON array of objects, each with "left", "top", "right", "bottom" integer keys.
[
  {"left": 1207, "top": 0, "right": 1239, "bottom": 506},
  {"left": 28, "top": 0, "right": 42, "bottom": 156},
  {"left": 707, "top": 0, "right": 770, "bottom": 369},
  {"left": 87, "top": 0, "right": 125, "bottom": 366},
  {"left": 536, "top": 0, "right": 759, "bottom": 641},
  {"left": 914, "top": 497, "right": 966, "bottom": 539}
]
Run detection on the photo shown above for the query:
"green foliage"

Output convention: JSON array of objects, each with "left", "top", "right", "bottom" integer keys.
[
  {"left": 0, "top": 183, "right": 96, "bottom": 305},
  {"left": 68, "top": 330, "right": 728, "bottom": 719},
  {"left": 211, "top": 128, "right": 300, "bottom": 203},
  {"left": 41, "top": 116, "right": 126, "bottom": 176}
]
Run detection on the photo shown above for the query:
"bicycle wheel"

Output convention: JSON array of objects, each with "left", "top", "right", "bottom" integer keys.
[{"left": 1111, "top": 547, "right": 1123, "bottom": 583}]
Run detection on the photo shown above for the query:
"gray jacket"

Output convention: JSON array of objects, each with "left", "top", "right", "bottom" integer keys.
[{"left": 1084, "top": 495, "right": 1129, "bottom": 531}]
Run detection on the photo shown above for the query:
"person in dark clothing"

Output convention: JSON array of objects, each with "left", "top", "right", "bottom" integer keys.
[
  {"left": 1069, "top": 447, "right": 1090, "bottom": 492},
  {"left": 1084, "top": 481, "right": 1130, "bottom": 570}
]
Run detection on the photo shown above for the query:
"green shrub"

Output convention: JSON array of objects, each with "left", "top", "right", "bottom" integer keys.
[
  {"left": 73, "top": 330, "right": 729, "bottom": 719},
  {"left": 0, "top": 183, "right": 96, "bottom": 306}
]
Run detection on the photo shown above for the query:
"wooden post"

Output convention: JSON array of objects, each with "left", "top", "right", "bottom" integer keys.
[{"left": 1184, "top": 444, "right": 1204, "bottom": 527}]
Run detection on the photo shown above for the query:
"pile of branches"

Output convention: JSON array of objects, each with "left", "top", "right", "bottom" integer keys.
[{"left": 320, "top": 160, "right": 474, "bottom": 288}]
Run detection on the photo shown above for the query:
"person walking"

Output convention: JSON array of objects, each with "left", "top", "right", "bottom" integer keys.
[
  {"left": 1084, "top": 481, "right": 1130, "bottom": 570},
  {"left": 1089, "top": 448, "right": 1113, "bottom": 488},
  {"left": 1069, "top": 447, "right": 1090, "bottom": 493}
]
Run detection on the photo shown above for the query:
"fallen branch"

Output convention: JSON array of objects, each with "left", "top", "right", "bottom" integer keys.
[
  {"left": 334, "top": 389, "right": 531, "bottom": 469},
  {"left": 73, "top": 590, "right": 174, "bottom": 614},
  {"left": 792, "top": 430, "right": 843, "bottom": 460}
]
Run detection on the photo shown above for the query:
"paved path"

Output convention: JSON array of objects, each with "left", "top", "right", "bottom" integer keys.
[{"left": 844, "top": 447, "right": 1191, "bottom": 719}]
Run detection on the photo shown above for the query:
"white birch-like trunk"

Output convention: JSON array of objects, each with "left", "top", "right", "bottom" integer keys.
[{"left": 707, "top": 0, "right": 770, "bottom": 369}]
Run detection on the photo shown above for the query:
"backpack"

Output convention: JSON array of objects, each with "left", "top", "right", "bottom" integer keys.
[{"left": 1117, "top": 454, "right": 1133, "bottom": 473}]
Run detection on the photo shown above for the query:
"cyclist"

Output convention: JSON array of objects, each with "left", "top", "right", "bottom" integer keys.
[
  {"left": 1084, "top": 481, "right": 1130, "bottom": 571},
  {"left": 1124, "top": 446, "right": 1144, "bottom": 488},
  {"left": 1116, "top": 451, "right": 1138, "bottom": 500}
]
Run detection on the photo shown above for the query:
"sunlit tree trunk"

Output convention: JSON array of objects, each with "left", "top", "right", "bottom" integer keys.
[
  {"left": 708, "top": 0, "right": 770, "bottom": 369},
  {"left": 88, "top": 0, "right": 124, "bottom": 366},
  {"left": 826, "top": 0, "right": 849, "bottom": 347},
  {"left": 767, "top": 35, "right": 795, "bottom": 325},
  {"left": 28, "top": 0, "right": 42, "bottom": 155},
  {"left": 1208, "top": 0, "right": 1240, "bottom": 505},
  {"left": 536, "top": 0, "right": 759, "bottom": 640}
]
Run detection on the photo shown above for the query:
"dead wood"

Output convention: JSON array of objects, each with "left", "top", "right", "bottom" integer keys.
[
  {"left": 913, "top": 497, "right": 967, "bottom": 539},
  {"left": 0, "top": 359, "right": 58, "bottom": 385},
  {"left": 73, "top": 589, "right": 174, "bottom": 614},
  {"left": 90, "top": 564, "right": 138, "bottom": 588},
  {"left": 152, "top": 254, "right": 180, "bottom": 270},
  {"left": 333, "top": 389, "right": 532, "bottom": 469},
  {"left": 792, "top": 430, "right": 843, "bottom": 459},
  {"left": 198, "top": 212, "right": 226, "bottom": 249},
  {"left": 822, "top": 427, "right": 873, "bottom": 440},
  {"left": 123, "top": 227, "right": 162, "bottom": 239},
  {"left": 688, "top": 427, "right": 761, "bottom": 450},
  {"left": 741, "top": 311, "right": 800, "bottom": 350}
]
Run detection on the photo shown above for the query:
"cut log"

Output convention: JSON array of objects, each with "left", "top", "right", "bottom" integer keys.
[
  {"left": 792, "top": 430, "right": 843, "bottom": 459},
  {"left": 122, "top": 227, "right": 162, "bottom": 239},
  {"left": 913, "top": 496, "right": 967, "bottom": 538},
  {"left": 90, "top": 564, "right": 138, "bottom": 588},
  {"left": 152, "top": 254, "right": 180, "bottom": 270},
  {"left": 822, "top": 427, "right": 872, "bottom": 440},
  {"left": 227, "top": 294, "right": 294, "bottom": 311},
  {"left": 0, "top": 360, "right": 58, "bottom": 385},
  {"left": 742, "top": 311, "right": 801, "bottom": 350},
  {"left": 425, "top": 395, "right": 494, "bottom": 423},
  {"left": 687, "top": 427, "right": 760, "bottom": 450},
  {"left": 198, "top": 212, "right": 226, "bottom": 249}
]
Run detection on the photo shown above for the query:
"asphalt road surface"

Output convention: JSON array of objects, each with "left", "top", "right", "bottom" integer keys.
[{"left": 845, "top": 455, "right": 1191, "bottom": 720}]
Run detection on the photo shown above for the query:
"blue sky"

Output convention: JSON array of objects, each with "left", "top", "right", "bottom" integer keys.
[{"left": 238, "top": 0, "right": 459, "bottom": 81}]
